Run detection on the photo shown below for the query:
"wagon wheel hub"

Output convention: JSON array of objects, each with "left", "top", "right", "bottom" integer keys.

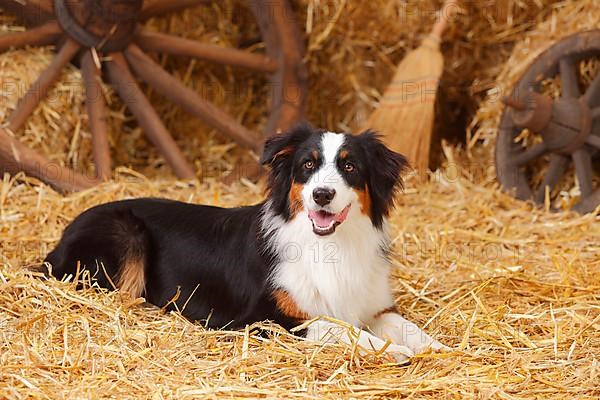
[
  {"left": 54, "top": 0, "right": 142, "bottom": 53},
  {"left": 503, "top": 94, "right": 593, "bottom": 155}
]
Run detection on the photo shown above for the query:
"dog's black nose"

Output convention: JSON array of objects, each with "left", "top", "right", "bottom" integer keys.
[{"left": 313, "top": 188, "right": 336, "bottom": 206}]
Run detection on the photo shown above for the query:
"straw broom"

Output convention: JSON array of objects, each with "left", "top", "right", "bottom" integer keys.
[{"left": 362, "top": 0, "right": 459, "bottom": 171}]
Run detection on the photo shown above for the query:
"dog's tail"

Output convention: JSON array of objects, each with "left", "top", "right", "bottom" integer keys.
[
  {"left": 114, "top": 215, "right": 149, "bottom": 298},
  {"left": 44, "top": 207, "right": 151, "bottom": 298}
]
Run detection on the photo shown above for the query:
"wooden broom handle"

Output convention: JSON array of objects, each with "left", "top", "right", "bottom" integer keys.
[{"left": 430, "top": 0, "right": 459, "bottom": 39}]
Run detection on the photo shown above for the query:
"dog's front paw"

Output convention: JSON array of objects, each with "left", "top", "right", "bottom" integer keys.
[
  {"left": 416, "top": 338, "right": 450, "bottom": 354},
  {"left": 407, "top": 336, "right": 451, "bottom": 355},
  {"left": 428, "top": 339, "right": 451, "bottom": 352},
  {"left": 386, "top": 344, "right": 414, "bottom": 364}
]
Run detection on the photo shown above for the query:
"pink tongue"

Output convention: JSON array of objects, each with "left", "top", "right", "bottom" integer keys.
[{"left": 308, "top": 206, "right": 350, "bottom": 228}]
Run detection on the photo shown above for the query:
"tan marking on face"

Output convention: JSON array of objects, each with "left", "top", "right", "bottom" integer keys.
[
  {"left": 117, "top": 254, "right": 145, "bottom": 298},
  {"left": 354, "top": 185, "right": 372, "bottom": 217},
  {"left": 311, "top": 150, "right": 320, "bottom": 160},
  {"left": 339, "top": 150, "right": 349, "bottom": 159},
  {"left": 289, "top": 182, "right": 304, "bottom": 217},
  {"left": 273, "top": 290, "right": 310, "bottom": 320}
]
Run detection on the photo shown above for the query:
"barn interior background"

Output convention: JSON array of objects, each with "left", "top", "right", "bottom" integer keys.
[{"left": 0, "top": 0, "right": 599, "bottom": 398}]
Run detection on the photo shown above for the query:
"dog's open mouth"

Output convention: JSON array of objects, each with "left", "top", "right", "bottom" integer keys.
[{"left": 308, "top": 205, "right": 350, "bottom": 236}]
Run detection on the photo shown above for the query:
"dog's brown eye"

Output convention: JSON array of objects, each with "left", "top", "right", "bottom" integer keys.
[
  {"left": 344, "top": 162, "right": 355, "bottom": 173},
  {"left": 304, "top": 160, "right": 315, "bottom": 170}
]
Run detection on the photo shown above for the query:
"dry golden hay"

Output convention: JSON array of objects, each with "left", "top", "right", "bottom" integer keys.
[{"left": 0, "top": 171, "right": 599, "bottom": 398}]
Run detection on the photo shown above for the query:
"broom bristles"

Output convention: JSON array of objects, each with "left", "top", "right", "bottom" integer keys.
[{"left": 364, "top": 37, "right": 444, "bottom": 171}]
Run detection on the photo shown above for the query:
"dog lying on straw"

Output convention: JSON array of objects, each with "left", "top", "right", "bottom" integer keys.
[{"left": 45, "top": 124, "right": 447, "bottom": 362}]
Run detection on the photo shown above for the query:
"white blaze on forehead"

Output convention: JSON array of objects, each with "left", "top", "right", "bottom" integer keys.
[
  {"left": 301, "top": 131, "right": 356, "bottom": 214},
  {"left": 316, "top": 132, "right": 346, "bottom": 187},
  {"left": 320, "top": 132, "right": 346, "bottom": 164}
]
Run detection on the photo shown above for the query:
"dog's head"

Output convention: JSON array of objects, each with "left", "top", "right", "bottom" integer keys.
[{"left": 261, "top": 123, "right": 407, "bottom": 235}]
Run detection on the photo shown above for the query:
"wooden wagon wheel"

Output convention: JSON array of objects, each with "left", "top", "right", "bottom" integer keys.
[
  {"left": 0, "top": 0, "right": 307, "bottom": 192},
  {"left": 496, "top": 30, "right": 600, "bottom": 214}
]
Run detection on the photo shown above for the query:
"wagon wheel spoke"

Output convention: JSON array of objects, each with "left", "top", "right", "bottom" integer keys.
[
  {"left": 0, "top": 21, "right": 61, "bottom": 52},
  {"left": 0, "top": 126, "right": 96, "bottom": 192},
  {"left": 559, "top": 58, "right": 580, "bottom": 99},
  {"left": 588, "top": 106, "right": 600, "bottom": 149},
  {"left": 124, "top": 44, "right": 263, "bottom": 152},
  {"left": 586, "top": 133, "right": 600, "bottom": 149},
  {"left": 534, "top": 154, "right": 570, "bottom": 204},
  {"left": 572, "top": 148, "right": 594, "bottom": 198},
  {"left": 513, "top": 142, "right": 547, "bottom": 167},
  {"left": 0, "top": 0, "right": 55, "bottom": 26},
  {"left": 18, "top": 0, "right": 53, "bottom": 14},
  {"left": 104, "top": 52, "right": 196, "bottom": 179},
  {"left": 573, "top": 191, "right": 600, "bottom": 214},
  {"left": 140, "top": 0, "right": 210, "bottom": 20},
  {"left": 134, "top": 29, "right": 279, "bottom": 74},
  {"left": 6, "top": 38, "right": 80, "bottom": 132},
  {"left": 80, "top": 50, "right": 111, "bottom": 181},
  {"left": 583, "top": 73, "right": 600, "bottom": 108}
]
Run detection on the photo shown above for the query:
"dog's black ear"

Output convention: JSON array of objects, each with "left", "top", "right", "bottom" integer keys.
[
  {"left": 358, "top": 130, "right": 408, "bottom": 226},
  {"left": 260, "top": 122, "right": 314, "bottom": 166},
  {"left": 261, "top": 122, "right": 314, "bottom": 219}
]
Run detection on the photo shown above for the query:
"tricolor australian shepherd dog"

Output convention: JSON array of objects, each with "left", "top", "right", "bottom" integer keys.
[{"left": 45, "top": 124, "right": 447, "bottom": 362}]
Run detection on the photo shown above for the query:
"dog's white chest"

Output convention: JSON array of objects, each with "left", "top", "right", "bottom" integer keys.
[{"left": 266, "top": 209, "right": 393, "bottom": 326}]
